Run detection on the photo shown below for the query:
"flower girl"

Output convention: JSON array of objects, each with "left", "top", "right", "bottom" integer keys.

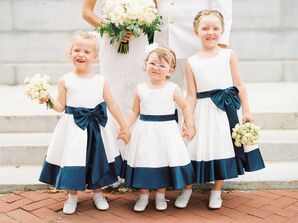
[
  {"left": 39, "top": 31, "right": 129, "bottom": 214},
  {"left": 120, "top": 43, "right": 195, "bottom": 212},
  {"left": 184, "top": 10, "right": 265, "bottom": 209}
]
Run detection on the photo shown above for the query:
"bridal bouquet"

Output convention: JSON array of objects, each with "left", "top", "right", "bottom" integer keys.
[
  {"left": 232, "top": 123, "right": 260, "bottom": 147},
  {"left": 97, "top": 0, "right": 162, "bottom": 54},
  {"left": 24, "top": 74, "right": 54, "bottom": 109}
]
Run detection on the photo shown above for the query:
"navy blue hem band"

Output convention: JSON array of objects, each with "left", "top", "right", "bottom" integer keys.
[
  {"left": 191, "top": 149, "right": 265, "bottom": 183},
  {"left": 39, "top": 155, "right": 123, "bottom": 190},
  {"left": 120, "top": 161, "right": 194, "bottom": 190}
]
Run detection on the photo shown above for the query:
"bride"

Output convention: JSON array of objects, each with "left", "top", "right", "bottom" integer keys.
[{"left": 83, "top": 0, "right": 157, "bottom": 112}]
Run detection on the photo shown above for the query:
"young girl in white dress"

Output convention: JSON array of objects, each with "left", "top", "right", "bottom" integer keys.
[
  {"left": 39, "top": 31, "right": 129, "bottom": 215},
  {"left": 183, "top": 10, "right": 265, "bottom": 209},
  {"left": 120, "top": 44, "right": 195, "bottom": 212}
]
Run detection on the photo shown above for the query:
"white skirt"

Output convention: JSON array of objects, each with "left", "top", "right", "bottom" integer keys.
[
  {"left": 187, "top": 98, "right": 265, "bottom": 183},
  {"left": 121, "top": 120, "right": 194, "bottom": 189},
  {"left": 39, "top": 111, "right": 122, "bottom": 190}
]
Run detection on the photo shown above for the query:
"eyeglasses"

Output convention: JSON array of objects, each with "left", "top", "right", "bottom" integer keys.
[{"left": 146, "top": 62, "right": 171, "bottom": 70}]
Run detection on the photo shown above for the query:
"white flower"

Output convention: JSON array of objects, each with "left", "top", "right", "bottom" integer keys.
[
  {"left": 126, "top": 4, "right": 142, "bottom": 20},
  {"left": 24, "top": 74, "right": 51, "bottom": 101},
  {"left": 104, "top": 2, "right": 126, "bottom": 26},
  {"left": 39, "top": 90, "right": 49, "bottom": 99},
  {"left": 103, "top": 0, "right": 158, "bottom": 26},
  {"left": 99, "top": 0, "right": 161, "bottom": 54},
  {"left": 24, "top": 77, "right": 30, "bottom": 84},
  {"left": 235, "top": 141, "right": 242, "bottom": 147},
  {"left": 232, "top": 122, "right": 260, "bottom": 147}
]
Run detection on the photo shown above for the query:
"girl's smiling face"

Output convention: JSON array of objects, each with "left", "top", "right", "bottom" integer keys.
[
  {"left": 196, "top": 15, "right": 224, "bottom": 49},
  {"left": 145, "top": 52, "right": 173, "bottom": 83},
  {"left": 70, "top": 38, "right": 97, "bottom": 72}
]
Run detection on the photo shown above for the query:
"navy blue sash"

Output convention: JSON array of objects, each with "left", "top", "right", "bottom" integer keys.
[
  {"left": 65, "top": 102, "right": 110, "bottom": 186},
  {"left": 197, "top": 86, "right": 245, "bottom": 161},
  {"left": 140, "top": 109, "right": 178, "bottom": 123}
]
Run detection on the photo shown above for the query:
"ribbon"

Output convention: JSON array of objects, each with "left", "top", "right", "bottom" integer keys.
[
  {"left": 140, "top": 109, "right": 178, "bottom": 123},
  {"left": 65, "top": 102, "right": 110, "bottom": 185},
  {"left": 197, "top": 87, "right": 245, "bottom": 161}
]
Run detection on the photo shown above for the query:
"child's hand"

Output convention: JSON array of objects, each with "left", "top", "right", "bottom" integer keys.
[
  {"left": 39, "top": 98, "right": 49, "bottom": 104},
  {"left": 117, "top": 128, "right": 131, "bottom": 144},
  {"left": 182, "top": 122, "right": 196, "bottom": 140},
  {"left": 181, "top": 122, "right": 187, "bottom": 137},
  {"left": 242, "top": 112, "right": 254, "bottom": 123},
  {"left": 117, "top": 131, "right": 126, "bottom": 143},
  {"left": 184, "top": 126, "right": 196, "bottom": 140}
]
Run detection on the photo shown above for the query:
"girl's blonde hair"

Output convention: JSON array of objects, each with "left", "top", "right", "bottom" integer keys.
[
  {"left": 193, "top": 9, "right": 224, "bottom": 32},
  {"left": 67, "top": 31, "right": 99, "bottom": 57},
  {"left": 145, "top": 45, "right": 177, "bottom": 71}
]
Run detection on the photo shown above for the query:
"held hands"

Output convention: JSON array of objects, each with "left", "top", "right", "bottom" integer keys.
[
  {"left": 182, "top": 122, "right": 196, "bottom": 140},
  {"left": 117, "top": 128, "right": 131, "bottom": 144},
  {"left": 242, "top": 112, "right": 254, "bottom": 123}
]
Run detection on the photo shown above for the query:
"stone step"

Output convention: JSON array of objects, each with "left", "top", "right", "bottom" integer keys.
[
  {"left": 1, "top": 160, "right": 297, "bottom": 193},
  {"left": 0, "top": 83, "right": 298, "bottom": 132},
  {"left": 0, "top": 115, "right": 60, "bottom": 133},
  {"left": 0, "top": 133, "right": 50, "bottom": 166},
  {"left": 1, "top": 130, "right": 298, "bottom": 166},
  {"left": 1, "top": 112, "right": 297, "bottom": 132},
  {"left": 224, "top": 160, "right": 298, "bottom": 190},
  {"left": 259, "top": 130, "right": 298, "bottom": 161}
]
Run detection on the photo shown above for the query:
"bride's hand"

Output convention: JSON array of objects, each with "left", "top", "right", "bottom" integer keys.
[{"left": 121, "top": 31, "right": 132, "bottom": 43}]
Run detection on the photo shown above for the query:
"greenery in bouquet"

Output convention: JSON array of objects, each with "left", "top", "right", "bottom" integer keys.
[
  {"left": 96, "top": 0, "right": 162, "bottom": 54},
  {"left": 24, "top": 74, "right": 54, "bottom": 109},
  {"left": 232, "top": 122, "right": 260, "bottom": 147}
]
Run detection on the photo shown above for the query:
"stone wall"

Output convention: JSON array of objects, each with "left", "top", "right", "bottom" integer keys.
[{"left": 0, "top": 0, "right": 297, "bottom": 84}]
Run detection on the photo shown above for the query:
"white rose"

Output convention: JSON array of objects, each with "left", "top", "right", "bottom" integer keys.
[
  {"left": 39, "top": 90, "right": 49, "bottom": 99},
  {"left": 24, "top": 77, "right": 30, "bottom": 84},
  {"left": 126, "top": 4, "right": 142, "bottom": 20},
  {"left": 235, "top": 141, "right": 241, "bottom": 147}
]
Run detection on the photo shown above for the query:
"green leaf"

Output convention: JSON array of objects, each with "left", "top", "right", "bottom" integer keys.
[
  {"left": 119, "top": 29, "right": 126, "bottom": 40},
  {"left": 132, "top": 27, "right": 141, "bottom": 37},
  {"left": 99, "top": 28, "right": 104, "bottom": 37},
  {"left": 126, "top": 24, "right": 135, "bottom": 30},
  {"left": 110, "top": 36, "right": 118, "bottom": 44}
]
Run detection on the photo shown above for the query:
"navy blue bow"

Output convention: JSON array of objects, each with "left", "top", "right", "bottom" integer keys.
[
  {"left": 209, "top": 87, "right": 241, "bottom": 112},
  {"left": 69, "top": 103, "right": 108, "bottom": 130},
  {"left": 197, "top": 87, "right": 245, "bottom": 162},
  {"left": 65, "top": 102, "right": 110, "bottom": 186}
]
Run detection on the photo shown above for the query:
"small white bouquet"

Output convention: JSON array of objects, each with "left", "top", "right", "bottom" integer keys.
[
  {"left": 97, "top": 0, "right": 162, "bottom": 54},
  {"left": 24, "top": 74, "right": 54, "bottom": 109},
  {"left": 232, "top": 123, "right": 260, "bottom": 147}
]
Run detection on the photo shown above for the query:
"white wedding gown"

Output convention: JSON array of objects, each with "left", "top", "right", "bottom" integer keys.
[{"left": 98, "top": 0, "right": 148, "bottom": 113}]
